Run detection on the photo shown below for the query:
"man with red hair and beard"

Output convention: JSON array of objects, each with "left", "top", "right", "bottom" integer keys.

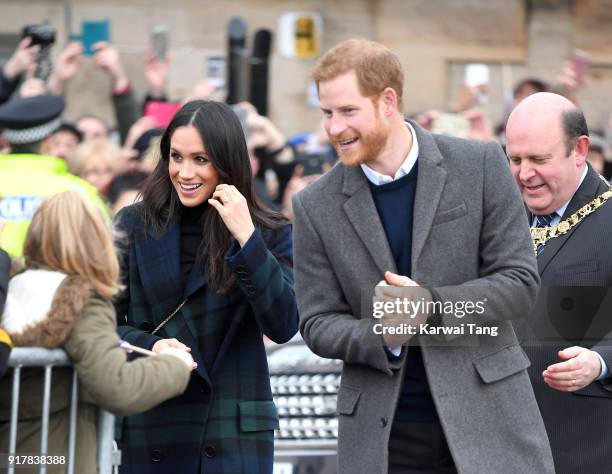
[{"left": 292, "top": 39, "right": 553, "bottom": 474}]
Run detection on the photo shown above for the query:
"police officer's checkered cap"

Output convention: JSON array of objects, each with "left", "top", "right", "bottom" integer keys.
[{"left": 0, "top": 95, "right": 64, "bottom": 145}]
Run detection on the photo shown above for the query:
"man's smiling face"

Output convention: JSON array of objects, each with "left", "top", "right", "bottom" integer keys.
[{"left": 318, "top": 70, "right": 389, "bottom": 168}]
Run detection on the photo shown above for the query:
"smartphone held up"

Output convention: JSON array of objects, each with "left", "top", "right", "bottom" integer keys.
[
  {"left": 151, "top": 24, "right": 169, "bottom": 60},
  {"left": 81, "top": 19, "right": 110, "bottom": 56},
  {"left": 464, "top": 63, "right": 490, "bottom": 105}
]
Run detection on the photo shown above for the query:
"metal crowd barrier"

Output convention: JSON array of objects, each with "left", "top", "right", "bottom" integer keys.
[{"left": 5, "top": 347, "right": 121, "bottom": 474}]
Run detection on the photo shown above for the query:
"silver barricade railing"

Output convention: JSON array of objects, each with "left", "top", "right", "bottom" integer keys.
[{"left": 5, "top": 347, "right": 121, "bottom": 474}]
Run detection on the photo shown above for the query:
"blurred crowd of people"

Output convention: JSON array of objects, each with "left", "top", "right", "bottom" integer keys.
[
  {"left": 0, "top": 37, "right": 337, "bottom": 227},
  {"left": 412, "top": 58, "right": 612, "bottom": 179},
  {"left": 1, "top": 36, "right": 611, "bottom": 233}
]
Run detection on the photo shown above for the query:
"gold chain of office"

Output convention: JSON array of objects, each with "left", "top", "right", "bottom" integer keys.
[{"left": 530, "top": 175, "right": 612, "bottom": 256}]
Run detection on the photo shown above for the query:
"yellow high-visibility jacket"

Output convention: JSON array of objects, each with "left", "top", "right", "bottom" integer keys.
[{"left": 0, "top": 154, "right": 107, "bottom": 257}]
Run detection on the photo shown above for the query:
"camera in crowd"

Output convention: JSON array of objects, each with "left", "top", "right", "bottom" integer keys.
[{"left": 21, "top": 22, "right": 56, "bottom": 47}]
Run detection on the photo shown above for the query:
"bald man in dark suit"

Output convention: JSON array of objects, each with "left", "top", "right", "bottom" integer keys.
[{"left": 508, "top": 92, "right": 612, "bottom": 474}]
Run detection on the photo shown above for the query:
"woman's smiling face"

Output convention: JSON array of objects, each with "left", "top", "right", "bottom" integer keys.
[{"left": 168, "top": 126, "right": 220, "bottom": 207}]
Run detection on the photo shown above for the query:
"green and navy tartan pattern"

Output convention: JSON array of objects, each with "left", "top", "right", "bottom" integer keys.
[{"left": 114, "top": 203, "right": 298, "bottom": 473}]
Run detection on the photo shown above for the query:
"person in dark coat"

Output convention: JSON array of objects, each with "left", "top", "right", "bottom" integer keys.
[
  {"left": 507, "top": 92, "right": 612, "bottom": 474},
  {"left": 0, "top": 217, "right": 10, "bottom": 377},
  {"left": 114, "top": 100, "right": 298, "bottom": 474},
  {"left": 0, "top": 37, "right": 38, "bottom": 105},
  {"left": 0, "top": 328, "right": 10, "bottom": 379},
  {"left": 0, "top": 218, "right": 9, "bottom": 311}
]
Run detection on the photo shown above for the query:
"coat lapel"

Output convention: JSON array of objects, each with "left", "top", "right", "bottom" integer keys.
[
  {"left": 410, "top": 123, "right": 447, "bottom": 269},
  {"left": 341, "top": 122, "right": 448, "bottom": 278},
  {"left": 538, "top": 166, "right": 607, "bottom": 275},
  {"left": 342, "top": 166, "right": 396, "bottom": 276},
  {"left": 135, "top": 221, "right": 183, "bottom": 323},
  {"left": 183, "top": 259, "right": 206, "bottom": 299}
]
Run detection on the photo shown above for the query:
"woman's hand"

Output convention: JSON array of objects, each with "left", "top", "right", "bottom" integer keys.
[
  {"left": 208, "top": 184, "right": 255, "bottom": 247},
  {"left": 159, "top": 347, "right": 197, "bottom": 371},
  {"left": 152, "top": 338, "right": 197, "bottom": 370},
  {"left": 152, "top": 338, "right": 191, "bottom": 353}
]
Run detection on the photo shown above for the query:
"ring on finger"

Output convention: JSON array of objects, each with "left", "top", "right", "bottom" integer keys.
[
  {"left": 571, "top": 379, "right": 576, "bottom": 386},
  {"left": 222, "top": 195, "right": 230, "bottom": 204}
]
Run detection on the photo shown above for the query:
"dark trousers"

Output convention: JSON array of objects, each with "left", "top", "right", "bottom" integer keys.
[{"left": 388, "top": 420, "right": 457, "bottom": 474}]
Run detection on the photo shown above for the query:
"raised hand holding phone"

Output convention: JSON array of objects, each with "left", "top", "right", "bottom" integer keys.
[
  {"left": 571, "top": 50, "right": 591, "bottom": 87},
  {"left": 2, "top": 37, "right": 38, "bottom": 81},
  {"left": 464, "top": 63, "right": 489, "bottom": 105},
  {"left": 151, "top": 24, "right": 169, "bottom": 61},
  {"left": 91, "top": 41, "right": 129, "bottom": 94}
]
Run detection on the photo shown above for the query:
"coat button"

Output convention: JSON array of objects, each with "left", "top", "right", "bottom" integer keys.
[
  {"left": 139, "top": 321, "right": 155, "bottom": 332},
  {"left": 151, "top": 449, "right": 163, "bottom": 462},
  {"left": 204, "top": 445, "right": 216, "bottom": 458},
  {"left": 560, "top": 297, "right": 574, "bottom": 310},
  {"left": 380, "top": 417, "right": 387, "bottom": 427}
]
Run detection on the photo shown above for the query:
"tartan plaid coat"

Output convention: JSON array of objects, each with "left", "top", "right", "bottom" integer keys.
[{"left": 114, "top": 203, "right": 298, "bottom": 474}]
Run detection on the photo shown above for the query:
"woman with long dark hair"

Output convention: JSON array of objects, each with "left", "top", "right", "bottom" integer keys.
[{"left": 114, "top": 100, "right": 298, "bottom": 474}]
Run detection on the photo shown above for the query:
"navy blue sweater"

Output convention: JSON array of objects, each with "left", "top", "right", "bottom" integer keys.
[{"left": 368, "top": 167, "right": 438, "bottom": 423}]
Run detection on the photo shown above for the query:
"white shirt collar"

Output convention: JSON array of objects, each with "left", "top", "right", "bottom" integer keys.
[
  {"left": 554, "top": 165, "right": 588, "bottom": 218},
  {"left": 532, "top": 165, "right": 588, "bottom": 225},
  {"left": 360, "top": 122, "right": 419, "bottom": 186}
]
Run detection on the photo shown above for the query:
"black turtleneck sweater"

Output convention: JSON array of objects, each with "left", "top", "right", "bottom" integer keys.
[{"left": 180, "top": 204, "right": 206, "bottom": 289}]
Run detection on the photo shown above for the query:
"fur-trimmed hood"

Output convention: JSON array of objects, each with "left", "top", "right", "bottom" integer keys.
[{"left": 1, "top": 269, "right": 92, "bottom": 347}]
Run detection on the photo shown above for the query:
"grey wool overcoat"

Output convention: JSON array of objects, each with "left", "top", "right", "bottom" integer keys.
[{"left": 292, "top": 122, "right": 555, "bottom": 474}]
